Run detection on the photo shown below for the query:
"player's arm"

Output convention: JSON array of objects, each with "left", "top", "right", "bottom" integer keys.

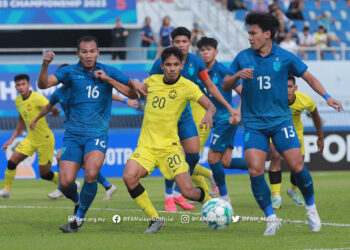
[
  {"left": 38, "top": 51, "right": 59, "bottom": 89},
  {"left": 302, "top": 71, "right": 343, "bottom": 111},
  {"left": 1, "top": 114, "right": 25, "bottom": 151},
  {"left": 200, "top": 70, "right": 239, "bottom": 119},
  {"left": 222, "top": 69, "right": 253, "bottom": 91},
  {"left": 112, "top": 94, "right": 139, "bottom": 108},
  {"left": 29, "top": 103, "right": 55, "bottom": 131},
  {"left": 197, "top": 95, "right": 216, "bottom": 130},
  {"left": 310, "top": 107, "right": 324, "bottom": 154}
]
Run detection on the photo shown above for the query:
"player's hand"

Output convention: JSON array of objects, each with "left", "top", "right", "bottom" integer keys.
[
  {"left": 200, "top": 113, "right": 213, "bottom": 130},
  {"left": 1, "top": 139, "right": 13, "bottom": 151},
  {"left": 228, "top": 108, "right": 241, "bottom": 125},
  {"left": 127, "top": 99, "right": 139, "bottom": 108},
  {"left": 29, "top": 121, "right": 36, "bottom": 131},
  {"left": 317, "top": 137, "right": 324, "bottom": 154},
  {"left": 237, "top": 68, "right": 254, "bottom": 79},
  {"left": 326, "top": 98, "right": 343, "bottom": 112},
  {"left": 43, "top": 51, "right": 55, "bottom": 65},
  {"left": 94, "top": 70, "right": 109, "bottom": 81},
  {"left": 130, "top": 80, "right": 148, "bottom": 98},
  {"left": 50, "top": 108, "right": 60, "bottom": 117}
]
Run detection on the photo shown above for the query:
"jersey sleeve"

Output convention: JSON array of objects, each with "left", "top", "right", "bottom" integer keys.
[
  {"left": 196, "top": 57, "right": 210, "bottom": 82},
  {"left": 149, "top": 58, "right": 163, "bottom": 75},
  {"left": 288, "top": 53, "right": 308, "bottom": 77},
  {"left": 187, "top": 82, "right": 204, "bottom": 103},
  {"left": 107, "top": 66, "right": 130, "bottom": 85},
  {"left": 37, "top": 93, "right": 49, "bottom": 108},
  {"left": 229, "top": 54, "right": 241, "bottom": 75},
  {"left": 49, "top": 92, "right": 58, "bottom": 105},
  {"left": 53, "top": 65, "right": 70, "bottom": 87},
  {"left": 304, "top": 94, "right": 317, "bottom": 113}
]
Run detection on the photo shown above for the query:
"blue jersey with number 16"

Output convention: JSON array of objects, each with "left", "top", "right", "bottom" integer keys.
[
  {"left": 230, "top": 43, "right": 307, "bottom": 130},
  {"left": 54, "top": 61, "right": 130, "bottom": 137}
]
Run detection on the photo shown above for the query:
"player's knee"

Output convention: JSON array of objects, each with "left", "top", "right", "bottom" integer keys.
[
  {"left": 40, "top": 171, "right": 54, "bottom": 181},
  {"left": 248, "top": 167, "right": 263, "bottom": 177},
  {"left": 221, "top": 157, "right": 230, "bottom": 169},
  {"left": 7, "top": 160, "right": 18, "bottom": 170},
  {"left": 208, "top": 154, "right": 220, "bottom": 165},
  {"left": 181, "top": 188, "right": 196, "bottom": 200},
  {"left": 123, "top": 171, "right": 137, "bottom": 187},
  {"left": 84, "top": 170, "right": 98, "bottom": 183}
]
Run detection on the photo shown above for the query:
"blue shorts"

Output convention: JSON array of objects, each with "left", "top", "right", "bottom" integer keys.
[
  {"left": 210, "top": 122, "right": 238, "bottom": 152},
  {"left": 60, "top": 132, "right": 108, "bottom": 164},
  {"left": 244, "top": 119, "right": 300, "bottom": 154},
  {"left": 178, "top": 110, "right": 198, "bottom": 141}
]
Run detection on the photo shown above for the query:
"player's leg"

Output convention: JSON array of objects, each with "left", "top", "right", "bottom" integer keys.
[
  {"left": 38, "top": 138, "right": 59, "bottom": 186},
  {"left": 268, "top": 142, "right": 283, "bottom": 210},
  {"left": 0, "top": 150, "right": 27, "bottom": 198},
  {"left": 208, "top": 149, "right": 229, "bottom": 201},
  {"left": 125, "top": 147, "right": 164, "bottom": 233},
  {"left": 273, "top": 120, "right": 320, "bottom": 232},
  {"left": 97, "top": 172, "right": 117, "bottom": 200},
  {"left": 245, "top": 129, "right": 281, "bottom": 236}
]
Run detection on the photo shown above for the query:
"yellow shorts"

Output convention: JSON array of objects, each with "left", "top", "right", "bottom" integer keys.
[
  {"left": 16, "top": 134, "right": 55, "bottom": 165},
  {"left": 129, "top": 145, "right": 189, "bottom": 180},
  {"left": 190, "top": 101, "right": 211, "bottom": 152}
]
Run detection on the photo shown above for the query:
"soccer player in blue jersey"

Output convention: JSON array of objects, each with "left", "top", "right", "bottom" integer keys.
[
  {"left": 197, "top": 37, "right": 247, "bottom": 203},
  {"left": 223, "top": 12, "right": 343, "bottom": 236},
  {"left": 150, "top": 27, "right": 239, "bottom": 211},
  {"left": 37, "top": 36, "right": 145, "bottom": 233}
]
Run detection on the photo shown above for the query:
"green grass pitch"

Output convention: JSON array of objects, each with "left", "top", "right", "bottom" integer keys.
[{"left": 0, "top": 171, "right": 349, "bottom": 249}]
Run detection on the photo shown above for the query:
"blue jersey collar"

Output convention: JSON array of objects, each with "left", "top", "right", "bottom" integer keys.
[
  {"left": 208, "top": 60, "right": 218, "bottom": 74},
  {"left": 76, "top": 61, "right": 103, "bottom": 72},
  {"left": 253, "top": 42, "right": 277, "bottom": 58}
]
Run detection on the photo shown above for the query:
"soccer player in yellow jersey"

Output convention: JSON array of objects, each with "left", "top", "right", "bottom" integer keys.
[
  {"left": 123, "top": 47, "right": 216, "bottom": 233},
  {"left": 267, "top": 76, "right": 324, "bottom": 209},
  {"left": 0, "top": 74, "right": 60, "bottom": 199}
]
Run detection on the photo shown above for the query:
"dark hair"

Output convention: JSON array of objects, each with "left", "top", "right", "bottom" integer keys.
[
  {"left": 161, "top": 47, "right": 184, "bottom": 63},
  {"left": 288, "top": 75, "right": 296, "bottom": 85},
  {"left": 245, "top": 12, "right": 280, "bottom": 39},
  {"left": 14, "top": 74, "right": 29, "bottom": 82},
  {"left": 57, "top": 64, "right": 69, "bottom": 70},
  {"left": 303, "top": 26, "right": 309, "bottom": 31},
  {"left": 76, "top": 36, "right": 99, "bottom": 50},
  {"left": 197, "top": 37, "right": 218, "bottom": 49},
  {"left": 291, "top": 25, "right": 296, "bottom": 29},
  {"left": 171, "top": 27, "right": 191, "bottom": 40}
]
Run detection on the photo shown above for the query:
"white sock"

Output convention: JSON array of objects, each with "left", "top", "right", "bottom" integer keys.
[
  {"left": 173, "top": 190, "right": 182, "bottom": 197},
  {"left": 165, "top": 193, "right": 173, "bottom": 199},
  {"left": 273, "top": 195, "right": 281, "bottom": 200},
  {"left": 306, "top": 203, "right": 316, "bottom": 211},
  {"left": 266, "top": 214, "right": 277, "bottom": 221}
]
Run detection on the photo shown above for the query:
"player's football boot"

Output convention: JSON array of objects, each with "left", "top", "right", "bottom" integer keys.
[
  {"left": 48, "top": 189, "right": 63, "bottom": 199},
  {"left": 263, "top": 215, "right": 281, "bottom": 236},
  {"left": 272, "top": 196, "right": 282, "bottom": 210},
  {"left": 174, "top": 195, "right": 195, "bottom": 210},
  {"left": 103, "top": 184, "right": 117, "bottom": 200},
  {"left": 209, "top": 185, "right": 219, "bottom": 198},
  {"left": 221, "top": 195, "right": 231, "bottom": 204},
  {"left": 306, "top": 204, "right": 321, "bottom": 232},
  {"left": 165, "top": 197, "right": 177, "bottom": 212},
  {"left": 0, "top": 189, "right": 10, "bottom": 199},
  {"left": 59, "top": 217, "right": 83, "bottom": 233},
  {"left": 287, "top": 187, "right": 305, "bottom": 206},
  {"left": 143, "top": 218, "right": 165, "bottom": 234}
]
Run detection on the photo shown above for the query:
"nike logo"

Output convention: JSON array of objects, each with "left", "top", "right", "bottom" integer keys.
[{"left": 173, "top": 168, "right": 179, "bottom": 173}]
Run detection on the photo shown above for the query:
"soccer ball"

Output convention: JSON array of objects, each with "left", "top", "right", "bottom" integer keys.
[{"left": 201, "top": 198, "right": 233, "bottom": 230}]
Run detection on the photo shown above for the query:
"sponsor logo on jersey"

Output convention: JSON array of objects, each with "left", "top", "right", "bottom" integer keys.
[{"left": 169, "top": 90, "right": 177, "bottom": 99}]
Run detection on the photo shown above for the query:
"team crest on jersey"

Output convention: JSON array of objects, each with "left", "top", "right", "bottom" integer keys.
[
  {"left": 248, "top": 65, "right": 255, "bottom": 69},
  {"left": 212, "top": 76, "right": 218, "bottom": 84},
  {"left": 27, "top": 104, "right": 32, "bottom": 111},
  {"left": 188, "top": 64, "right": 194, "bottom": 75},
  {"left": 169, "top": 90, "right": 177, "bottom": 99},
  {"left": 273, "top": 57, "right": 281, "bottom": 71}
]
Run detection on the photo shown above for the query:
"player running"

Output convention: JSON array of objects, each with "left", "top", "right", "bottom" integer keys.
[
  {"left": 223, "top": 12, "right": 343, "bottom": 236},
  {"left": 266, "top": 76, "right": 324, "bottom": 209},
  {"left": 150, "top": 27, "right": 238, "bottom": 211},
  {"left": 37, "top": 35, "right": 145, "bottom": 233},
  {"left": 0, "top": 74, "right": 59, "bottom": 199},
  {"left": 123, "top": 47, "right": 215, "bottom": 233}
]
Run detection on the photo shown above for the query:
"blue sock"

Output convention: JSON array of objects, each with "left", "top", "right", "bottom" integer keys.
[
  {"left": 209, "top": 161, "right": 227, "bottom": 196},
  {"left": 185, "top": 153, "right": 200, "bottom": 175},
  {"left": 293, "top": 166, "right": 315, "bottom": 206},
  {"left": 165, "top": 179, "right": 174, "bottom": 195},
  {"left": 229, "top": 158, "right": 248, "bottom": 170},
  {"left": 97, "top": 173, "right": 111, "bottom": 190},
  {"left": 58, "top": 182, "right": 79, "bottom": 204},
  {"left": 75, "top": 181, "right": 97, "bottom": 219},
  {"left": 174, "top": 185, "right": 180, "bottom": 193},
  {"left": 250, "top": 174, "right": 274, "bottom": 217}
]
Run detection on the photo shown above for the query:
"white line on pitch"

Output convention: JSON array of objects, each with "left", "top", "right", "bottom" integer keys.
[{"left": 0, "top": 205, "right": 349, "bottom": 228}]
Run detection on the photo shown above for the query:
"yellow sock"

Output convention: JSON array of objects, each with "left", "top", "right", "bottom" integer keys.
[
  {"left": 193, "top": 164, "right": 212, "bottom": 178},
  {"left": 191, "top": 175, "right": 209, "bottom": 192},
  {"left": 134, "top": 190, "right": 159, "bottom": 219},
  {"left": 290, "top": 183, "right": 297, "bottom": 191},
  {"left": 4, "top": 169, "right": 16, "bottom": 191},
  {"left": 52, "top": 171, "right": 59, "bottom": 185},
  {"left": 201, "top": 190, "right": 212, "bottom": 203},
  {"left": 270, "top": 183, "right": 281, "bottom": 196}
]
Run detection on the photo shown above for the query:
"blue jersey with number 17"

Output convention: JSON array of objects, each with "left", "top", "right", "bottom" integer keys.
[
  {"left": 54, "top": 61, "right": 130, "bottom": 137},
  {"left": 230, "top": 43, "right": 307, "bottom": 130}
]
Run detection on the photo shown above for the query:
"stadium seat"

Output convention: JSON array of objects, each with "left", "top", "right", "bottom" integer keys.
[
  {"left": 345, "top": 51, "right": 350, "bottom": 60},
  {"left": 234, "top": 9, "right": 247, "bottom": 20},
  {"left": 335, "top": 30, "right": 347, "bottom": 42},
  {"left": 306, "top": 51, "right": 317, "bottom": 60},
  {"left": 293, "top": 20, "right": 305, "bottom": 31},
  {"left": 244, "top": 1, "right": 253, "bottom": 11},
  {"left": 323, "top": 51, "right": 336, "bottom": 60},
  {"left": 319, "top": 1, "right": 332, "bottom": 11},
  {"left": 330, "top": 10, "right": 342, "bottom": 21},
  {"left": 304, "top": 1, "right": 316, "bottom": 11},
  {"left": 335, "top": 0, "right": 348, "bottom": 10},
  {"left": 302, "top": 10, "right": 312, "bottom": 21},
  {"left": 329, "top": 41, "right": 340, "bottom": 47}
]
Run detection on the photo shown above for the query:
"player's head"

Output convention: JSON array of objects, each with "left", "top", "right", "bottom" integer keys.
[
  {"left": 161, "top": 47, "right": 184, "bottom": 82},
  {"left": 197, "top": 37, "right": 218, "bottom": 64},
  {"left": 14, "top": 74, "right": 31, "bottom": 96},
  {"left": 145, "top": 17, "right": 151, "bottom": 26},
  {"left": 171, "top": 27, "right": 191, "bottom": 56},
  {"left": 245, "top": 12, "right": 279, "bottom": 51},
  {"left": 116, "top": 17, "right": 122, "bottom": 26},
  {"left": 162, "top": 16, "right": 170, "bottom": 26},
  {"left": 287, "top": 75, "right": 297, "bottom": 101},
  {"left": 76, "top": 36, "right": 100, "bottom": 71}
]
